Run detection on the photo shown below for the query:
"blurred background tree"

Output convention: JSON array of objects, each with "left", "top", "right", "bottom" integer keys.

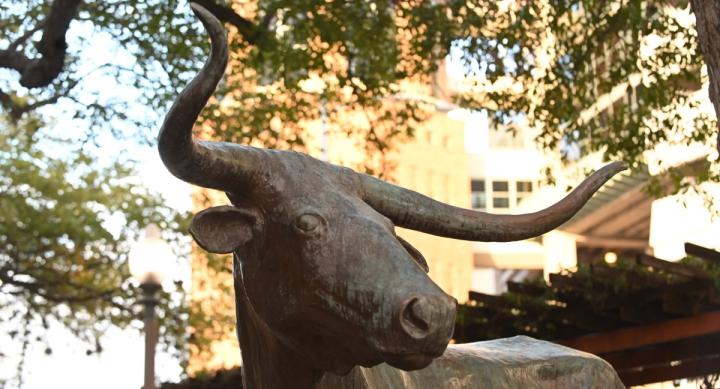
[
  {"left": 2, "top": 0, "right": 718, "bottom": 178},
  {"left": 2, "top": 0, "right": 720, "bottom": 383},
  {"left": 0, "top": 110, "right": 192, "bottom": 385},
  {"left": 450, "top": 0, "right": 719, "bottom": 197}
]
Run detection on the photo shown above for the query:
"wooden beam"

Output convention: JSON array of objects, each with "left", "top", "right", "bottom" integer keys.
[
  {"left": 546, "top": 307, "right": 621, "bottom": 333},
  {"left": 548, "top": 273, "right": 586, "bottom": 289},
  {"left": 549, "top": 273, "right": 629, "bottom": 309},
  {"left": 563, "top": 185, "right": 647, "bottom": 234},
  {"left": 600, "top": 334, "right": 720, "bottom": 371},
  {"left": 590, "top": 264, "right": 667, "bottom": 288},
  {"left": 575, "top": 235, "right": 648, "bottom": 250},
  {"left": 586, "top": 197, "right": 652, "bottom": 237},
  {"left": 559, "top": 311, "right": 720, "bottom": 354},
  {"left": 619, "top": 354, "right": 720, "bottom": 387},
  {"left": 685, "top": 242, "right": 720, "bottom": 264},
  {"left": 636, "top": 254, "right": 709, "bottom": 279},
  {"left": 625, "top": 223, "right": 651, "bottom": 241},
  {"left": 506, "top": 281, "right": 546, "bottom": 297},
  {"left": 616, "top": 218, "right": 651, "bottom": 240}
]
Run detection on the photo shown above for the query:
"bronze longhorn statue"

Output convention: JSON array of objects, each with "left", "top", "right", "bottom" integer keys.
[{"left": 158, "top": 4, "right": 625, "bottom": 388}]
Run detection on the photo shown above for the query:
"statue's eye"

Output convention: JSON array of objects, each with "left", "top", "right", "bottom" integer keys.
[{"left": 294, "top": 213, "right": 323, "bottom": 234}]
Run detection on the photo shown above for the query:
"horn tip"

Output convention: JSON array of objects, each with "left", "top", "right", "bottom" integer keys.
[
  {"left": 189, "top": 2, "right": 206, "bottom": 14},
  {"left": 609, "top": 160, "right": 629, "bottom": 173},
  {"left": 594, "top": 161, "right": 628, "bottom": 184},
  {"left": 190, "top": 2, "right": 218, "bottom": 25}
]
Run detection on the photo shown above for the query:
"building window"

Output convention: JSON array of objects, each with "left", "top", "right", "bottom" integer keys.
[
  {"left": 493, "top": 197, "right": 510, "bottom": 208},
  {"left": 472, "top": 179, "right": 537, "bottom": 210},
  {"left": 492, "top": 181, "right": 509, "bottom": 191},
  {"left": 492, "top": 181, "right": 510, "bottom": 209},
  {"left": 516, "top": 181, "right": 533, "bottom": 206},
  {"left": 470, "top": 180, "right": 486, "bottom": 210}
]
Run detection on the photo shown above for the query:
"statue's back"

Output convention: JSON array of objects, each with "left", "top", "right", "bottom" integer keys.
[{"left": 319, "top": 337, "right": 624, "bottom": 389}]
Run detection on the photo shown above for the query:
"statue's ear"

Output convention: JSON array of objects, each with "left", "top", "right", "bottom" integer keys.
[
  {"left": 190, "top": 206, "right": 259, "bottom": 254},
  {"left": 397, "top": 235, "right": 429, "bottom": 273}
]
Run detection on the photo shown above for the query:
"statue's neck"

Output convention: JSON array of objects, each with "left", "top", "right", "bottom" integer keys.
[{"left": 233, "top": 267, "right": 322, "bottom": 389}]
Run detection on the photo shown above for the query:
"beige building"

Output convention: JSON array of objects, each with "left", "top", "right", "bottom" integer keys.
[{"left": 390, "top": 108, "right": 474, "bottom": 302}]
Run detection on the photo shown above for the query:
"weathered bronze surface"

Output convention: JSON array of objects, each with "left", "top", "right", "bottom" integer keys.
[
  {"left": 320, "top": 336, "right": 624, "bottom": 388},
  {"left": 158, "top": 4, "right": 626, "bottom": 388}
]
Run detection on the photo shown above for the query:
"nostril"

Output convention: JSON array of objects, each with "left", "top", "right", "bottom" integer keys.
[
  {"left": 399, "top": 297, "right": 434, "bottom": 339},
  {"left": 404, "top": 298, "right": 430, "bottom": 332}
]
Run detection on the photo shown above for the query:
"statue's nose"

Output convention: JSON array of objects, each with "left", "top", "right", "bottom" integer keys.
[{"left": 397, "top": 295, "right": 457, "bottom": 340}]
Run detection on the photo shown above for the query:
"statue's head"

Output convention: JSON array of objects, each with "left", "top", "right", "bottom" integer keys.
[
  {"left": 187, "top": 154, "right": 456, "bottom": 373},
  {"left": 158, "top": 3, "right": 626, "bottom": 374}
]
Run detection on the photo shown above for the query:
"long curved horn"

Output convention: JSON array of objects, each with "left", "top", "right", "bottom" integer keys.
[
  {"left": 360, "top": 161, "right": 627, "bottom": 242},
  {"left": 158, "top": 3, "right": 264, "bottom": 192}
]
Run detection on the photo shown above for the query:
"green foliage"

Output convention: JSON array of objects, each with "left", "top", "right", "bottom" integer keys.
[
  {"left": 201, "top": 0, "right": 447, "bottom": 175},
  {"left": 1, "top": 0, "right": 208, "bottom": 140},
  {"left": 4, "top": 0, "right": 715, "bottom": 175},
  {"left": 457, "top": 255, "right": 720, "bottom": 342},
  {"left": 680, "top": 255, "right": 720, "bottom": 289},
  {"left": 0, "top": 113, "right": 192, "bottom": 373},
  {"left": 0, "top": 0, "right": 448, "bottom": 174},
  {"left": 450, "top": 1, "right": 718, "bottom": 192}
]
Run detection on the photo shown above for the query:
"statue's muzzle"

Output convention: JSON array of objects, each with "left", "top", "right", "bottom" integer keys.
[{"left": 397, "top": 295, "right": 457, "bottom": 341}]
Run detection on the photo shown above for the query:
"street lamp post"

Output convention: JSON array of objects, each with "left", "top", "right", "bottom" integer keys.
[
  {"left": 140, "top": 282, "right": 160, "bottom": 389},
  {"left": 129, "top": 224, "right": 174, "bottom": 389}
]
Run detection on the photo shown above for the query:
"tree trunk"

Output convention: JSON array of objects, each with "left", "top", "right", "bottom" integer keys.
[{"left": 690, "top": 0, "right": 720, "bottom": 154}]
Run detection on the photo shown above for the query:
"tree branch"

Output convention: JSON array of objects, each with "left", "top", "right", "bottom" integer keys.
[
  {"left": 0, "top": 88, "right": 14, "bottom": 112},
  {"left": 8, "top": 21, "right": 46, "bottom": 51},
  {"left": 0, "top": 76, "right": 80, "bottom": 120},
  {"left": 19, "top": 0, "right": 83, "bottom": 88},
  {"left": 690, "top": 0, "right": 720, "bottom": 155},
  {"left": 191, "top": 0, "right": 259, "bottom": 43},
  {"left": 0, "top": 0, "right": 82, "bottom": 89},
  {"left": 0, "top": 272, "right": 119, "bottom": 305},
  {"left": 254, "top": 5, "right": 279, "bottom": 44},
  {"left": 0, "top": 50, "right": 31, "bottom": 72}
]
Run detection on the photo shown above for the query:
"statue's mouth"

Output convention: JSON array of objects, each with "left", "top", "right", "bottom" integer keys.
[{"left": 381, "top": 351, "right": 437, "bottom": 370}]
